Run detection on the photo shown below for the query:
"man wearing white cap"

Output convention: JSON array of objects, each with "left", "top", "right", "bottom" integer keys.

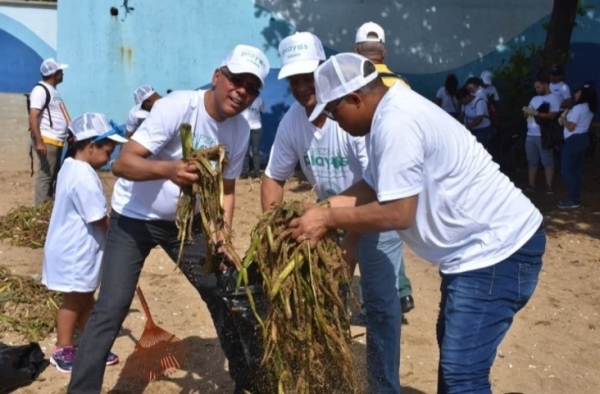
[
  {"left": 261, "top": 32, "right": 403, "bottom": 394},
  {"left": 125, "top": 85, "right": 162, "bottom": 137},
  {"left": 290, "top": 53, "right": 545, "bottom": 394},
  {"left": 68, "top": 45, "right": 270, "bottom": 394},
  {"left": 355, "top": 22, "right": 409, "bottom": 89},
  {"left": 480, "top": 71, "right": 500, "bottom": 104},
  {"left": 28, "top": 57, "right": 69, "bottom": 205}
]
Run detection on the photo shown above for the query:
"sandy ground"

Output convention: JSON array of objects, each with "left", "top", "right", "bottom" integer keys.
[{"left": 1, "top": 92, "right": 599, "bottom": 394}]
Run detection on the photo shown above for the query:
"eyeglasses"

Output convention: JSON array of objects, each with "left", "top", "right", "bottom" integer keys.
[
  {"left": 220, "top": 67, "right": 261, "bottom": 97},
  {"left": 323, "top": 97, "right": 346, "bottom": 120}
]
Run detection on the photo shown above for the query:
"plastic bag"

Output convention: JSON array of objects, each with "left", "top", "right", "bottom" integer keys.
[{"left": 0, "top": 342, "right": 48, "bottom": 393}]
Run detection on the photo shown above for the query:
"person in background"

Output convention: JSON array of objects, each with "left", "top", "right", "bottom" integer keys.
[
  {"left": 557, "top": 83, "right": 597, "bottom": 209},
  {"left": 354, "top": 21, "right": 410, "bottom": 89},
  {"left": 457, "top": 86, "right": 493, "bottom": 151},
  {"left": 435, "top": 74, "right": 460, "bottom": 118},
  {"left": 125, "top": 85, "right": 161, "bottom": 138},
  {"left": 480, "top": 70, "right": 500, "bottom": 104},
  {"left": 522, "top": 75, "right": 561, "bottom": 194},
  {"left": 549, "top": 65, "right": 573, "bottom": 110},
  {"left": 240, "top": 96, "right": 264, "bottom": 179},
  {"left": 28, "top": 58, "right": 69, "bottom": 205},
  {"left": 43, "top": 113, "right": 127, "bottom": 373},
  {"left": 465, "top": 76, "right": 487, "bottom": 102}
]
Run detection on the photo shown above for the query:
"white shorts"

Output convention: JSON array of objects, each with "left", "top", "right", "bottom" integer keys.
[{"left": 42, "top": 258, "right": 101, "bottom": 293}]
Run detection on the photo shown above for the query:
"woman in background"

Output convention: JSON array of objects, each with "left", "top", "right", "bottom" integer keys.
[
  {"left": 435, "top": 74, "right": 460, "bottom": 118},
  {"left": 558, "top": 83, "right": 597, "bottom": 209}
]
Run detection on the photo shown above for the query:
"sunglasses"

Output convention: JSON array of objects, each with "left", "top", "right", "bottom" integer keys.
[
  {"left": 323, "top": 97, "right": 346, "bottom": 120},
  {"left": 220, "top": 67, "right": 261, "bottom": 97}
]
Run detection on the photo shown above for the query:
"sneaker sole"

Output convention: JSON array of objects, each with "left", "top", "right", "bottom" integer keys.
[
  {"left": 558, "top": 205, "right": 580, "bottom": 209},
  {"left": 50, "top": 356, "right": 72, "bottom": 373},
  {"left": 106, "top": 356, "right": 120, "bottom": 366}
]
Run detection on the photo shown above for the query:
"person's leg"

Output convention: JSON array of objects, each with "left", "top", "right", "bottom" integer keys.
[
  {"left": 525, "top": 136, "right": 539, "bottom": 189},
  {"left": 160, "top": 219, "right": 253, "bottom": 391},
  {"left": 437, "top": 228, "right": 545, "bottom": 394},
  {"left": 76, "top": 293, "right": 96, "bottom": 333},
  {"left": 358, "top": 230, "right": 402, "bottom": 394},
  {"left": 68, "top": 213, "right": 157, "bottom": 393},
  {"left": 56, "top": 292, "right": 96, "bottom": 348},
  {"left": 567, "top": 134, "right": 590, "bottom": 202},
  {"left": 34, "top": 143, "right": 60, "bottom": 205},
  {"left": 250, "top": 128, "right": 262, "bottom": 177},
  {"left": 396, "top": 253, "right": 413, "bottom": 299},
  {"left": 538, "top": 140, "right": 555, "bottom": 192}
]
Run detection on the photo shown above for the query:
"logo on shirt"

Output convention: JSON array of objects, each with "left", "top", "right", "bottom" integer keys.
[
  {"left": 193, "top": 134, "right": 230, "bottom": 157},
  {"left": 319, "top": 181, "right": 342, "bottom": 198},
  {"left": 303, "top": 148, "right": 349, "bottom": 169}
]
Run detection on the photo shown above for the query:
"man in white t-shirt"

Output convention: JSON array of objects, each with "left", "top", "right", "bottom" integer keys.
[
  {"left": 28, "top": 58, "right": 69, "bottom": 205},
  {"left": 68, "top": 45, "right": 270, "bottom": 394},
  {"left": 240, "top": 96, "right": 264, "bottom": 179},
  {"left": 522, "top": 75, "right": 562, "bottom": 194},
  {"left": 291, "top": 53, "right": 545, "bottom": 394},
  {"left": 549, "top": 65, "right": 572, "bottom": 109},
  {"left": 125, "top": 85, "right": 162, "bottom": 138},
  {"left": 456, "top": 87, "right": 493, "bottom": 151},
  {"left": 261, "top": 32, "right": 404, "bottom": 394},
  {"left": 480, "top": 70, "right": 500, "bottom": 103}
]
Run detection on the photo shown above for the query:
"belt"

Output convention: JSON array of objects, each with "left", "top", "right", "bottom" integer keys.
[{"left": 41, "top": 136, "right": 66, "bottom": 147}]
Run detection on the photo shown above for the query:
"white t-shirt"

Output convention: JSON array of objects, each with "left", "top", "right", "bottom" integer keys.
[
  {"left": 564, "top": 103, "right": 594, "bottom": 140},
  {"left": 526, "top": 93, "right": 561, "bottom": 137},
  {"left": 435, "top": 87, "right": 460, "bottom": 114},
  {"left": 483, "top": 85, "right": 500, "bottom": 102},
  {"left": 462, "top": 98, "right": 491, "bottom": 129},
  {"left": 549, "top": 81, "right": 571, "bottom": 104},
  {"left": 111, "top": 90, "right": 250, "bottom": 221},
  {"left": 42, "top": 158, "right": 107, "bottom": 292},
  {"left": 265, "top": 101, "right": 368, "bottom": 200},
  {"left": 241, "top": 97, "right": 264, "bottom": 129},
  {"left": 29, "top": 81, "right": 68, "bottom": 140},
  {"left": 126, "top": 103, "right": 144, "bottom": 133},
  {"left": 363, "top": 83, "right": 543, "bottom": 274},
  {"left": 474, "top": 88, "right": 488, "bottom": 102}
]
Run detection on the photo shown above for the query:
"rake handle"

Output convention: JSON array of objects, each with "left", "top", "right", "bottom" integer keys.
[{"left": 135, "top": 284, "right": 156, "bottom": 327}]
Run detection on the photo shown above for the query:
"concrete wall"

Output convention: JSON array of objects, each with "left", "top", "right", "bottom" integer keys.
[
  {"left": 0, "top": 0, "right": 57, "bottom": 93},
  {"left": 4, "top": 0, "right": 600, "bottom": 153}
]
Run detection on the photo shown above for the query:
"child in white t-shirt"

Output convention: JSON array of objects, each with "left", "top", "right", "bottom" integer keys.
[{"left": 42, "top": 113, "right": 127, "bottom": 373}]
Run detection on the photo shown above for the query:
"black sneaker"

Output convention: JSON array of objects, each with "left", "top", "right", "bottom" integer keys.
[
  {"left": 400, "top": 295, "right": 415, "bottom": 314},
  {"left": 239, "top": 173, "right": 249, "bottom": 180}
]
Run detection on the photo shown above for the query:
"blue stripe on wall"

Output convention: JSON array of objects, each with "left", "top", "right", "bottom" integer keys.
[{"left": 0, "top": 29, "right": 44, "bottom": 93}]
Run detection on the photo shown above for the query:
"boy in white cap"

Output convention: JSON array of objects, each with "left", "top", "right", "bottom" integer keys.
[
  {"left": 480, "top": 70, "right": 500, "bottom": 104},
  {"left": 28, "top": 57, "right": 70, "bottom": 205},
  {"left": 43, "top": 113, "right": 127, "bottom": 373},
  {"left": 261, "top": 32, "right": 403, "bottom": 394},
  {"left": 125, "top": 85, "right": 162, "bottom": 137},
  {"left": 68, "top": 45, "right": 270, "bottom": 394},
  {"left": 291, "top": 53, "right": 545, "bottom": 394}
]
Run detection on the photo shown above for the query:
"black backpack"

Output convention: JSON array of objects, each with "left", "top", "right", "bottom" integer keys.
[
  {"left": 25, "top": 83, "right": 52, "bottom": 128},
  {"left": 534, "top": 102, "right": 563, "bottom": 150}
]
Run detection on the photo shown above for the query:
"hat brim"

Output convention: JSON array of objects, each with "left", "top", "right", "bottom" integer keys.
[
  {"left": 308, "top": 102, "right": 327, "bottom": 122},
  {"left": 278, "top": 60, "right": 321, "bottom": 80},
  {"left": 226, "top": 64, "right": 266, "bottom": 87},
  {"left": 107, "top": 134, "right": 129, "bottom": 143}
]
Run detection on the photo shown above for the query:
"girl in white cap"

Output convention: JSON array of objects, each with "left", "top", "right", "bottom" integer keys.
[{"left": 42, "top": 113, "right": 127, "bottom": 373}]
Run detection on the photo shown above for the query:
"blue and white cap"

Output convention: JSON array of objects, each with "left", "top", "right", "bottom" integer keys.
[{"left": 69, "top": 113, "right": 128, "bottom": 143}]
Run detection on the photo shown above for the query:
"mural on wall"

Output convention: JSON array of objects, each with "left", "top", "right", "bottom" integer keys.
[
  {"left": 0, "top": 1, "right": 57, "bottom": 93},
  {"left": 2, "top": 0, "right": 599, "bottom": 155}
]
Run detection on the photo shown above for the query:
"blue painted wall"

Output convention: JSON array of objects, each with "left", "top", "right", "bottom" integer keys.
[{"left": 2, "top": 0, "right": 595, "bottom": 156}]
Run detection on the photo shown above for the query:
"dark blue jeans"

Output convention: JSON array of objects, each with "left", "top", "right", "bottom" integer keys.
[
  {"left": 242, "top": 128, "right": 262, "bottom": 175},
  {"left": 358, "top": 230, "right": 403, "bottom": 394},
  {"left": 471, "top": 125, "right": 493, "bottom": 152},
  {"left": 67, "top": 213, "right": 253, "bottom": 393},
  {"left": 560, "top": 133, "right": 590, "bottom": 203},
  {"left": 436, "top": 225, "right": 545, "bottom": 394}
]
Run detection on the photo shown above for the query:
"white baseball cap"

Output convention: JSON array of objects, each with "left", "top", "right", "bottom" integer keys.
[
  {"left": 308, "top": 53, "right": 378, "bottom": 122},
  {"left": 68, "top": 113, "right": 128, "bottom": 143},
  {"left": 133, "top": 85, "right": 156, "bottom": 105},
  {"left": 220, "top": 45, "right": 270, "bottom": 88},
  {"left": 40, "top": 58, "right": 69, "bottom": 77},
  {"left": 277, "top": 32, "right": 326, "bottom": 79},
  {"left": 355, "top": 22, "right": 385, "bottom": 44},
  {"left": 480, "top": 70, "right": 493, "bottom": 85}
]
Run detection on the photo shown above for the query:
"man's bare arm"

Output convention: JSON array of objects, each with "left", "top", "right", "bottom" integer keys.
[{"left": 261, "top": 175, "right": 286, "bottom": 212}]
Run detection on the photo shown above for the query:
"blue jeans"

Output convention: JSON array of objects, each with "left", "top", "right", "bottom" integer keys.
[
  {"left": 560, "top": 133, "right": 590, "bottom": 202},
  {"left": 68, "top": 213, "right": 256, "bottom": 393},
  {"left": 242, "top": 128, "right": 262, "bottom": 175},
  {"left": 358, "top": 230, "right": 403, "bottom": 394},
  {"left": 436, "top": 225, "right": 545, "bottom": 394},
  {"left": 471, "top": 126, "right": 493, "bottom": 152}
]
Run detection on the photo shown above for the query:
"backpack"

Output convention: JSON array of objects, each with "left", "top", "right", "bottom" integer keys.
[
  {"left": 534, "top": 102, "right": 563, "bottom": 150},
  {"left": 25, "top": 83, "right": 53, "bottom": 128},
  {"left": 473, "top": 98, "right": 496, "bottom": 127}
]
